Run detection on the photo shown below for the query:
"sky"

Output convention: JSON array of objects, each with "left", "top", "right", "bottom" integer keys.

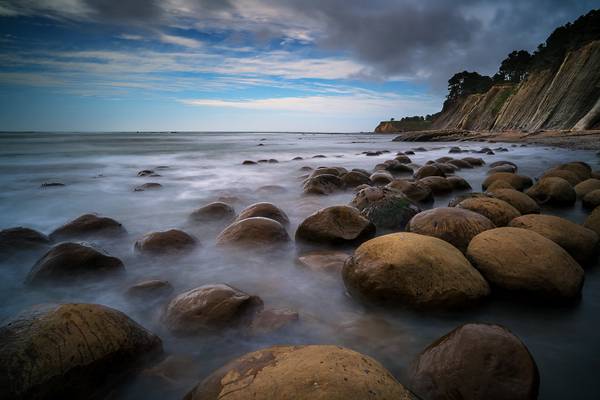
[{"left": 0, "top": 0, "right": 596, "bottom": 132}]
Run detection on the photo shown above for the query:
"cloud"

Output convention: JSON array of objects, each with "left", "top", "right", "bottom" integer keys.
[{"left": 158, "top": 33, "right": 202, "bottom": 48}]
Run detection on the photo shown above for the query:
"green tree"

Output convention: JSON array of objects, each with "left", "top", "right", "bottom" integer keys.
[{"left": 446, "top": 71, "right": 493, "bottom": 101}]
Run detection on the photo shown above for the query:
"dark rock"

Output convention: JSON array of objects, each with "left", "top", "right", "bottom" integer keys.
[
  {"left": 350, "top": 186, "right": 420, "bottom": 230},
  {"left": 236, "top": 202, "right": 289, "bottom": 225},
  {"left": 216, "top": 217, "right": 290, "bottom": 247},
  {"left": 189, "top": 202, "right": 236, "bottom": 223},
  {"left": 49, "top": 214, "right": 125, "bottom": 241},
  {"left": 134, "top": 229, "right": 197, "bottom": 255},
  {"left": 295, "top": 205, "right": 375, "bottom": 246}
]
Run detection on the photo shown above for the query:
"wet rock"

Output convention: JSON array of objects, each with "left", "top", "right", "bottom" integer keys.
[
  {"left": 462, "top": 157, "right": 485, "bottom": 166},
  {"left": 40, "top": 182, "right": 65, "bottom": 188},
  {"left": 189, "top": 202, "right": 236, "bottom": 223},
  {"left": 448, "top": 192, "right": 489, "bottom": 207},
  {"left": 137, "top": 169, "right": 155, "bottom": 177},
  {"left": 413, "top": 147, "right": 428, "bottom": 152},
  {"left": 557, "top": 161, "right": 592, "bottom": 181},
  {"left": 134, "top": 182, "right": 162, "bottom": 191},
  {"left": 242, "top": 160, "right": 257, "bottom": 165},
  {"left": 248, "top": 308, "right": 299, "bottom": 336},
  {"left": 184, "top": 345, "right": 413, "bottom": 400},
  {"left": 139, "top": 355, "right": 201, "bottom": 392},
  {"left": 295, "top": 205, "right": 375, "bottom": 246},
  {"left": 486, "top": 180, "right": 515, "bottom": 191},
  {"left": 407, "top": 207, "right": 495, "bottom": 253},
  {"left": 340, "top": 170, "right": 371, "bottom": 187},
  {"left": 482, "top": 173, "right": 533, "bottom": 191},
  {"left": 574, "top": 178, "right": 600, "bottom": 198},
  {"left": 456, "top": 197, "right": 521, "bottom": 227},
  {"left": 489, "top": 160, "right": 518, "bottom": 170},
  {"left": 364, "top": 150, "right": 382, "bottom": 156},
  {"left": 488, "top": 164, "right": 517, "bottom": 174},
  {"left": 486, "top": 188, "right": 541, "bottom": 215},
  {"left": 343, "top": 232, "right": 489, "bottom": 308},
  {"left": 509, "top": 214, "right": 599, "bottom": 265},
  {"left": 126, "top": 279, "right": 174, "bottom": 300},
  {"left": 409, "top": 323, "right": 539, "bottom": 400},
  {"left": 310, "top": 167, "right": 343, "bottom": 177},
  {"left": 436, "top": 163, "right": 459, "bottom": 174},
  {"left": 216, "top": 217, "right": 290, "bottom": 247},
  {"left": 584, "top": 206, "right": 600, "bottom": 236},
  {"left": 447, "top": 175, "right": 472, "bottom": 191},
  {"left": 448, "top": 159, "right": 473, "bottom": 169},
  {"left": 25, "top": 243, "right": 125, "bottom": 285},
  {"left": 405, "top": 150, "right": 415, "bottom": 155},
  {"left": 312, "top": 154, "right": 327, "bottom": 158},
  {"left": 414, "top": 164, "right": 446, "bottom": 179},
  {"left": 583, "top": 189, "right": 600, "bottom": 209},
  {"left": 395, "top": 154, "right": 412, "bottom": 163},
  {"left": 302, "top": 174, "right": 344, "bottom": 195},
  {"left": 350, "top": 186, "right": 420, "bottom": 231},
  {"left": 292, "top": 156, "right": 303, "bottom": 160},
  {"left": 163, "top": 284, "right": 263, "bottom": 335},
  {"left": 525, "top": 177, "right": 576, "bottom": 206},
  {"left": 236, "top": 202, "right": 289, "bottom": 225},
  {"left": 370, "top": 170, "right": 394, "bottom": 185},
  {"left": 449, "top": 146, "right": 463, "bottom": 153},
  {"left": 0, "top": 303, "right": 162, "bottom": 400},
  {"left": 49, "top": 213, "right": 125, "bottom": 240},
  {"left": 134, "top": 229, "right": 198, "bottom": 255},
  {"left": 296, "top": 250, "right": 350, "bottom": 272},
  {"left": 419, "top": 176, "right": 453, "bottom": 195},
  {"left": 387, "top": 180, "right": 433, "bottom": 203},
  {"left": 0, "top": 227, "right": 50, "bottom": 256},
  {"left": 540, "top": 168, "right": 582, "bottom": 186},
  {"left": 466, "top": 227, "right": 584, "bottom": 298}
]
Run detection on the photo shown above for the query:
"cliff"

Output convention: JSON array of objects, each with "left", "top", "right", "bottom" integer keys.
[
  {"left": 429, "top": 40, "right": 600, "bottom": 132},
  {"left": 374, "top": 119, "right": 432, "bottom": 133}
]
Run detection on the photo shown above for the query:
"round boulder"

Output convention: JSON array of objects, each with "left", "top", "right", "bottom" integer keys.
[
  {"left": 414, "top": 165, "right": 445, "bottom": 180},
  {"left": 486, "top": 188, "right": 540, "bottom": 215},
  {"left": 341, "top": 170, "right": 371, "bottom": 187},
  {"left": 0, "top": 303, "right": 162, "bottom": 400},
  {"left": 303, "top": 174, "right": 344, "bottom": 195},
  {"left": 575, "top": 178, "right": 600, "bottom": 198},
  {"left": 409, "top": 323, "right": 539, "bottom": 400},
  {"left": 387, "top": 180, "right": 433, "bottom": 203},
  {"left": 482, "top": 173, "right": 533, "bottom": 191},
  {"left": 557, "top": 161, "right": 591, "bottom": 181},
  {"left": 342, "top": 233, "right": 490, "bottom": 309},
  {"left": 184, "top": 345, "right": 412, "bottom": 400},
  {"left": 456, "top": 197, "right": 521, "bottom": 227},
  {"left": 216, "top": 217, "right": 290, "bottom": 247},
  {"left": 462, "top": 157, "right": 485, "bottom": 166},
  {"left": 134, "top": 229, "right": 197, "bottom": 255},
  {"left": 295, "top": 206, "right": 375, "bottom": 246},
  {"left": 370, "top": 170, "right": 394, "bottom": 185},
  {"left": 189, "top": 202, "right": 236, "bottom": 223},
  {"left": 540, "top": 169, "right": 581, "bottom": 186},
  {"left": 236, "top": 202, "right": 289, "bottom": 225},
  {"left": 584, "top": 206, "right": 600, "bottom": 236},
  {"left": 466, "top": 227, "right": 584, "bottom": 298},
  {"left": 350, "top": 187, "right": 420, "bottom": 231},
  {"left": 0, "top": 227, "right": 50, "bottom": 256},
  {"left": 419, "top": 176, "right": 453, "bottom": 195},
  {"left": 49, "top": 214, "right": 125, "bottom": 240},
  {"left": 447, "top": 176, "right": 472, "bottom": 191},
  {"left": 508, "top": 214, "right": 599, "bottom": 265},
  {"left": 525, "top": 177, "right": 576, "bottom": 206},
  {"left": 407, "top": 207, "right": 495, "bottom": 253},
  {"left": 486, "top": 180, "right": 515, "bottom": 191},
  {"left": 583, "top": 189, "right": 600, "bottom": 209}
]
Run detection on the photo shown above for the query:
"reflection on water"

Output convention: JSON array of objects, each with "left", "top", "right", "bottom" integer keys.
[{"left": 0, "top": 131, "right": 599, "bottom": 399}]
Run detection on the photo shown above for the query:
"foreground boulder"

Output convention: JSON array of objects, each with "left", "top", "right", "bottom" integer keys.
[
  {"left": 482, "top": 173, "right": 533, "bottom": 191},
  {"left": 189, "top": 202, "right": 236, "bottom": 223},
  {"left": 584, "top": 206, "right": 600, "bottom": 236},
  {"left": 295, "top": 206, "right": 375, "bottom": 246},
  {"left": 134, "top": 229, "right": 198, "bottom": 255},
  {"left": 409, "top": 323, "right": 539, "bottom": 400},
  {"left": 184, "top": 345, "right": 412, "bottom": 400},
  {"left": 525, "top": 177, "right": 576, "bottom": 206},
  {"left": 350, "top": 187, "right": 420, "bottom": 231},
  {"left": 0, "top": 303, "right": 162, "bottom": 400},
  {"left": 487, "top": 188, "right": 540, "bottom": 215},
  {"left": 236, "top": 202, "right": 289, "bottom": 225},
  {"left": 342, "top": 233, "right": 489, "bottom": 309},
  {"left": 49, "top": 213, "right": 125, "bottom": 240},
  {"left": 407, "top": 208, "right": 495, "bottom": 253},
  {"left": 456, "top": 197, "right": 521, "bottom": 227},
  {"left": 216, "top": 217, "right": 290, "bottom": 248},
  {"left": 0, "top": 227, "right": 50, "bottom": 256},
  {"left": 466, "top": 227, "right": 584, "bottom": 298},
  {"left": 163, "top": 284, "right": 263, "bottom": 335},
  {"left": 302, "top": 174, "right": 344, "bottom": 194},
  {"left": 25, "top": 243, "right": 125, "bottom": 285},
  {"left": 508, "top": 214, "right": 599, "bottom": 265}
]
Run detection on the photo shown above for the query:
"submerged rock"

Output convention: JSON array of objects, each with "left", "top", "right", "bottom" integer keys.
[
  {"left": 126, "top": 279, "right": 174, "bottom": 301},
  {"left": 409, "top": 323, "right": 539, "bottom": 400},
  {"left": 295, "top": 205, "right": 375, "bottom": 246},
  {"left": 134, "top": 182, "right": 163, "bottom": 191},
  {"left": 135, "top": 229, "right": 197, "bottom": 255},
  {"left": 189, "top": 202, "right": 236, "bottom": 223},
  {"left": 248, "top": 308, "right": 299, "bottom": 336},
  {"left": 216, "top": 217, "right": 290, "bottom": 247},
  {"left": 236, "top": 202, "right": 289, "bottom": 225},
  {"left": 387, "top": 180, "right": 433, "bottom": 203},
  {"left": 0, "top": 227, "right": 50, "bottom": 256},
  {"left": 342, "top": 232, "right": 489, "bottom": 309},
  {"left": 350, "top": 186, "right": 420, "bottom": 231},
  {"left": 302, "top": 174, "right": 344, "bottom": 195},
  {"left": 184, "top": 345, "right": 413, "bottom": 400},
  {"left": 583, "top": 189, "right": 600, "bottom": 209},
  {"left": 584, "top": 206, "right": 600, "bottom": 236},
  {"left": 49, "top": 213, "right": 125, "bottom": 240},
  {"left": 0, "top": 303, "right": 162, "bottom": 400}
]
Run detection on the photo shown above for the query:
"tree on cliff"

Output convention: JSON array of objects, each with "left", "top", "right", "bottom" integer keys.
[
  {"left": 446, "top": 71, "right": 493, "bottom": 102},
  {"left": 494, "top": 50, "right": 532, "bottom": 83}
]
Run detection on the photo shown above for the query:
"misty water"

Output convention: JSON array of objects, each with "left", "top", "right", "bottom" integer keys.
[{"left": 0, "top": 131, "right": 599, "bottom": 399}]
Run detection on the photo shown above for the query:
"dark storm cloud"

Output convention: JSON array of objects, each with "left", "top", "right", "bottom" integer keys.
[{"left": 83, "top": 0, "right": 163, "bottom": 22}]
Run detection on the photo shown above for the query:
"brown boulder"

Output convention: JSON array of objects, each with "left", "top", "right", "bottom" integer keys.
[
  {"left": 525, "top": 177, "right": 576, "bottom": 206},
  {"left": 409, "top": 323, "right": 539, "bottom": 400},
  {"left": 295, "top": 205, "right": 375, "bottom": 246},
  {"left": 456, "top": 197, "right": 521, "bottom": 227},
  {"left": 0, "top": 227, "right": 50, "bottom": 256},
  {"left": 482, "top": 173, "right": 533, "bottom": 191},
  {"left": 49, "top": 214, "right": 125, "bottom": 240},
  {"left": 448, "top": 159, "right": 473, "bottom": 169},
  {"left": 466, "top": 227, "right": 584, "bottom": 298},
  {"left": 350, "top": 186, "right": 420, "bottom": 230},
  {"left": 387, "top": 180, "right": 433, "bottom": 203},
  {"left": 486, "top": 180, "right": 515, "bottom": 191},
  {"left": 419, "top": 176, "right": 453, "bottom": 195},
  {"left": 540, "top": 168, "right": 582, "bottom": 186},
  {"left": 134, "top": 229, "right": 197, "bottom": 255},
  {"left": 462, "top": 157, "right": 485, "bottom": 166},
  {"left": 487, "top": 188, "right": 541, "bottom": 215},
  {"left": 236, "top": 202, "right": 289, "bottom": 225},
  {"left": 342, "top": 233, "right": 489, "bottom": 309},
  {"left": 447, "top": 175, "right": 472, "bottom": 191},
  {"left": 302, "top": 174, "right": 344, "bottom": 194},
  {"left": 370, "top": 170, "right": 394, "bottom": 185},
  {"left": 575, "top": 178, "right": 600, "bottom": 198},
  {"left": 583, "top": 189, "right": 600, "bottom": 209},
  {"left": 216, "top": 217, "right": 290, "bottom": 247},
  {"left": 340, "top": 170, "right": 371, "bottom": 187},
  {"left": 557, "top": 161, "right": 592, "bottom": 181},
  {"left": 584, "top": 206, "right": 600, "bottom": 236},
  {"left": 414, "top": 164, "right": 446, "bottom": 179},
  {"left": 189, "top": 202, "right": 235, "bottom": 223}
]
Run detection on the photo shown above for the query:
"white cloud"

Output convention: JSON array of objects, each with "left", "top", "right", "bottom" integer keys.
[
  {"left": 158, "top": 33, "right": 203, "bottom": 48},
  {"left": 118, "top": 34, "right": 145, "bottom": 41}
]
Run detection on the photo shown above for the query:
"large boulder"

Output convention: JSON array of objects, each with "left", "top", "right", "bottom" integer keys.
[
  {"left": 295, "top": 206, "right": 375, "bottom": 246},
  {"left": 456, "top": 197, "right": 521, "bottom": 227},
  {"left": 183, "top": 345, "right": 412, "bottom": 400},
  {"left": 407, "top": 207, "right": 495, "bottom": 253},
  {"left": 419, "top": 176, "right": 453, "bottom": 195},
  {"left": 540, "top": 168, "right": 581, "bottom": 186},
  {"left": 0, "top": 227, "right": 50, "bottom": 256},
  {"left": 302, "top": 174, "right": 344, "bottom": 195},
  {"left": 525, "top": 177, "right": 576, "bottom": 206},
  {"left": 163, "top": 284, "right": 263, "bottom": 335},
  {"left": 462, "top": 157, "right": 485, "bottom": 166},
  {"left": 583, "top": 189, "right": 600, "bottom": 209},
  {"left": 508, "top": 214, "right": 599, "bottom": 265},
  {"left": 236, "top": 202, "right": 289, "bottom": 225},
  {"left": 584, "top": 206, "right": 600, "bottom": 236},
  {"left": 134, "top": 229, "right": 198, "bottom": 255},
  {"left": 409, "top": 323, "right": 539, "bottom": 400},
  {"left": 466, "top": 227, "right": 584, "bottom": 298},
  {"left": 448, "top": 159, "right": 473, "bottom": 169},
  {"left": 482, "top": 173, "right": 533, "bottom": 191},
  {"left": 574, "top": 178, "right": 600, "bottom": 198},
  {"left": 446, "top": 175, "right": 472, "bottom": 191},
  {"left": 0, "top": 303, "right": 162, "bottom": 400},
  {"left": 342, "top": 233, "right": 490, "bottom": 309},
  {"left": 556, "top": 161, "right": 592, "bottom": 181},
  {"left": 340, "top": 170, "right": 371, "bottom": 188},
  {"left": 49, "top": 214, "right": 125, "bottom": 241},
  {"left": 370, "top": 170, "right": 394, "bottom": 185},
  {"left": 414, "top": 164, "right": 445, "bottom": 179},
  {"left": 189, "top": 202, "right": 236, "bottom": 223},
  {"left": 216, "top": 217, "right": 290, "bottom": 247},
  {"left": 486, "top": 188, "right": 540, "bottom": 215},
  {"left": 350, "top": 187, "right": 420, "bottom": 231},
  {"left": 387, "top": 180, "right": 433, "bottom": 203},
  {"left": 25, "top": 243, "right": 125, "bottom": 285}
]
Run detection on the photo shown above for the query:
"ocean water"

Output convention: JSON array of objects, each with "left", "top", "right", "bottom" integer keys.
[{"left": 0, "top": 131, "right": 599, "bottom": 399}]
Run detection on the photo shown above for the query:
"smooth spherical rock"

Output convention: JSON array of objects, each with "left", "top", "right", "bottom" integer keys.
[
  {"left": 486, "top": 180, "right": 514, "bottom": 191},
  {"left": 447, "top": 175, "right": 472, "bottom": 191},
  {"left": 466, "top": 227, "right": 584, "bottom": 298},
  {"left": 448, "top": 159, "right": 473, "bottom": 169},
  {"left": 296, "top": 250, "right": 350, "bottom": 272},
  {"left": 303, "top": 174, "right": 344, "bottom": 195},
  {"left": 295, "top": 206, "right": 375, "bottom": 246},
  {"left": 462, "top": 157, "right": 485, "bottom": 166},
  {"left": 134, "top": 229, "right": 198, "bottom": 255},
  {"left": 448, "top": 192, "right": 489, "bottom": 207},
  {"left": 350, "top": 187, "right": 420, "bottom": 231},
  {"left": 482, "top": 173, "right": 533, "bottom": 191},
  {"left": 0, "top": 227, "right": 50, "bottom": 256},
  {"left": 508, "top": 214, "right": 599, "bottom": 265},
  {"left": 557, "top": 161, "right": 592, "bottom": 181},
  {"left": 310, "top": 167, "right": 343, "bottom": 177},
  {"left": 342, "top": 233, "right": 489, "bottom": 308},
  {"left": 419, "top": 176, "right": 453, "bottom": 195},
  {"left": 49, "top": 214, "right": 125, "bottom": 240},
  {"left": 575, "top": 178, "right": 600, "bottom": 198},
  {"left": 407, "top": 207, "right": 495, "bottom": 253},
  {"left": 414, "top": 165, "right": 446, "bottom": 179},
  {"left": 217, "top": 217, "right": 290, "bottom": 247},
  {"left": 395, "top": 154, "right": 412, "bottom": 163},
  {"left": 489, "top": 160, "right": 518, "bottom": 170},
  {"left": 370, "top": 170, "right": 394, "bottom": 185},
  {"left": 25, "top": 243, "right": 125, "bottom": 285},
  {"left": 525, "top": 177, "right": 576, "bottom": 206},
  {"left": 583, "top": 189, "right": 600, "bottom": 209},
  {"left": 487, "top": 188, "right": 541, "bottom": 215},
  {"left": 540, "top": 169, "right": 581, "bottom": 186},
  {"left": 409, "top": 323, "right": 539, "bottom": 400},
  {"left": 340, "top": 171, "right": 371, "bottom": 187},
  {"left": 184, "top": 345, "right": 413, "bottom": 400},
  {"left": 387, "top": 180, "right": 433, "bottom": 203},
  {"left": 0, "top": 303, "right": 162, "bottom": 400},
  {"left": 236, "top": 202, "right": 289, "bottom": 225},
  {"left": 457, "top": 197, "right": 521, "bottom": 227},
  {"left": 189, "top": 202, "right": 236, "bottom": 223},
  {"left": 584, "top": 206, "right": 600, "bottom": 236},
  {"left": 163, "top": 284, "right": 263, "bottom": 335}
]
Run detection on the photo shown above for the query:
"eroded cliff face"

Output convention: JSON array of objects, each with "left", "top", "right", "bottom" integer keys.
[{"left": 430, "top": 40, "right": 600, "bottom": 132}]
